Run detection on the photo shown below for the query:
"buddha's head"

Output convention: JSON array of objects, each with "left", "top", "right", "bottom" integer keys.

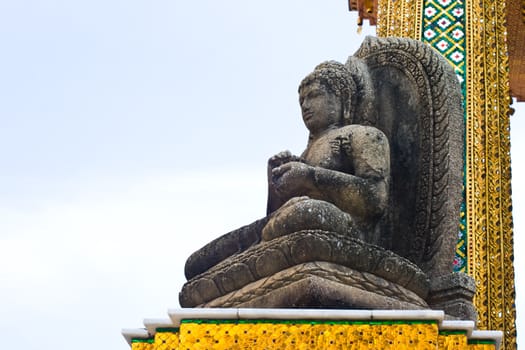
[{"left": 298, "top": 61, "right": 356, "bottom": 134}]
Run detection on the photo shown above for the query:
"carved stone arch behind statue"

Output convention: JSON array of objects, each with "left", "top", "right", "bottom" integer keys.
[{"left": 351, "top": 36, "right": 464, "bottom": 278}]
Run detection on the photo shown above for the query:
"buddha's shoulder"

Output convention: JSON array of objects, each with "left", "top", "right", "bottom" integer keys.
[{"left": 334, "top": 125, "right": 387, "bottom": 139}]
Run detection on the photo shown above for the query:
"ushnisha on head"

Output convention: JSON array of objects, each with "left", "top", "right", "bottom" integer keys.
[{"left": 299, "top": 61, "right": 356, "bottom": 125}]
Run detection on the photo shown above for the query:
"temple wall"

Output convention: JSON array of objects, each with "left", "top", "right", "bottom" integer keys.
[{"left": 376, "top": 0, "right": 516, "bottom": 348}]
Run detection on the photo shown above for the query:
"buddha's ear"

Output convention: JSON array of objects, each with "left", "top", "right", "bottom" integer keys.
[{"left": 343, "top": 105, "right": 352, "bottom": 124}]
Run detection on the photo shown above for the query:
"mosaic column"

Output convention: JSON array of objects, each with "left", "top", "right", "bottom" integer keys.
[{"left": 376, "top": 0, "right": 516, "bottom": 348}]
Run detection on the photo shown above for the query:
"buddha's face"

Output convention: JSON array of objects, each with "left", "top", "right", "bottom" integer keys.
[{"left": 299, "top": 81, "right": 344, "bottom": 135}]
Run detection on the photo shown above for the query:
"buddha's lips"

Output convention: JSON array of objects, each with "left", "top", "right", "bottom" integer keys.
[{"left": 303, "top": 112, "right": 313, "bottom": 120}]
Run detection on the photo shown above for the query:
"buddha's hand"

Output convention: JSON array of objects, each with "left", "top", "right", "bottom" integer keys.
[
  {"left": 271, "top": 161, "right": 315, "bottom": 197},
  {"left": 268, "top": 150, "right": 302, "bottom": 170}
]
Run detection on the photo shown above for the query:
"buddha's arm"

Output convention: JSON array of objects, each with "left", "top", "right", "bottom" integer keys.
[
  {"left": 324, "top": 127, "right": 390, "bottom": 219},
  {"left": 270, "top": 162, "right": 387, "bottom": 220},
  {"left": 311, "top": 167, "right": 388, "bottom": 219}
]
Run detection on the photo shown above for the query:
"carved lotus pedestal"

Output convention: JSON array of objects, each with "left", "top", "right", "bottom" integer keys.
[{"left": 179, "top": 230, "right": 476, "bottom": 322}]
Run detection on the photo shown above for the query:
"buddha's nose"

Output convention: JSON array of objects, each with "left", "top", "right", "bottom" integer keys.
[{"left": 302, "top": 101, "right": 311, "bottom": 111}]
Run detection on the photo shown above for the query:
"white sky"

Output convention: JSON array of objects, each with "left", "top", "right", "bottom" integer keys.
[{"left": 0, "top": 1, "right": 523, "bottom": 349}]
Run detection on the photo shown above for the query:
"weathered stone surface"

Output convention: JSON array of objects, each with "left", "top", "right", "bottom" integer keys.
[
  {"left": 199, "top": 262, "right": 428, "bottom": 309},
  {"left": 179, "top": 36, "right": 467, "bottom": 317},
  {"left": 179, "top": 230, "right": 429, "bottom": 307},
  {"left": 427, "top": 272, "right": 477, "bottom": 321},
  {"left": 352, "top": 36, "right": 464, "bottom": 278},
  {"left": 184, "top": 217, "right": 268, "bottom": 279},
  {"left": 262, "top": 198, "right": 357, "bottom": 242}
]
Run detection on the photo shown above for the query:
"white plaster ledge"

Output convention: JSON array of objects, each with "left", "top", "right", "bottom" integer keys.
[{"left": 121, "top": 328, "right": 149, "bottom": 346}]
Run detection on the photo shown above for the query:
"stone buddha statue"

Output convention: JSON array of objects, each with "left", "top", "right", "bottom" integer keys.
[
  {"left": 179, "top": 37, "right": 474, "bottom": 321},
  {"left": 263, "top": 61, "right": 389, "bottom": 245}
]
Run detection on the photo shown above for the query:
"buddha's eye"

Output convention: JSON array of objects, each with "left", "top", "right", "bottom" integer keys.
[{"left": 309, "top": 90, "right": 323, "bottom": 99}]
